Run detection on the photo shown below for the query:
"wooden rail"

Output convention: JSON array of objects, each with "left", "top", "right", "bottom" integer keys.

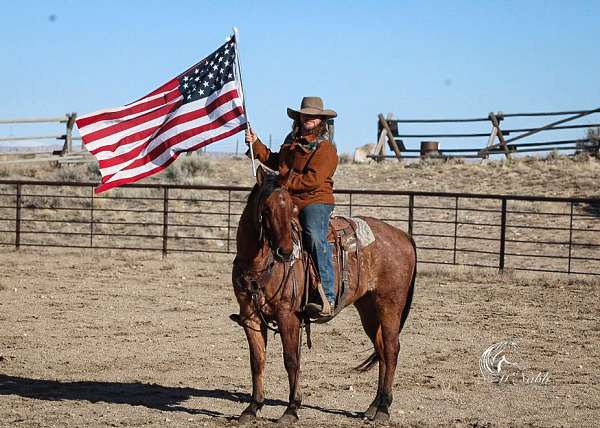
[
  {"left": 0, "top": 113, "right": 79, "bottom": 162},
  {"left": 371, "top": 108, "right": 600, "bottom": 161}
]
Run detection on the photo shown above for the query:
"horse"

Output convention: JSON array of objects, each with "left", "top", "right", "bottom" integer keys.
[{"left": 231, "top": 167, "right": 417, "bottom": 424}]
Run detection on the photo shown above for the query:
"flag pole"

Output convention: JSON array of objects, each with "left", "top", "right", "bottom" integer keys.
[{"left": 232, "top": 27, "right": 256, "bottom": 177}]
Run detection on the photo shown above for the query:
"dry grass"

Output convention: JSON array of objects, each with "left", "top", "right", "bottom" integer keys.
[
  {"left": 0, "top": 153, "right": 598, "bottom": 198},
  {"left": 419, "top": 265, "right": 600, "bottom": 288}
]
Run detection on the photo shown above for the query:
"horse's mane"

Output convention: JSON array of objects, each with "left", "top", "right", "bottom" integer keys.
[
  {"left": 246, "top": 173, "right": 282, "bottom": 222},
  {"left": 249, "top": 174, "right": 280, "bottom": 205}
]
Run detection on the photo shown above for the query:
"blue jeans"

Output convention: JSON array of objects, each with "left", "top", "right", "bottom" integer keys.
[{"left": 300, "top": 203, "right": 335, "bottom": 304}]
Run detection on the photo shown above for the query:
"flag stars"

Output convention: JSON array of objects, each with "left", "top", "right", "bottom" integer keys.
[{"left": 178, "top": 41, "right": 237, "bottom": 103}]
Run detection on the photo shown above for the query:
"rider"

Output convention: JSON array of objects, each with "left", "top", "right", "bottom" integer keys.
[{"left": 245, "top": 96, "right": 338, "bottom": 318}]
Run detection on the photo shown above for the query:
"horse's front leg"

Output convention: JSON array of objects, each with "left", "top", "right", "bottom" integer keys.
[
  {"left": 239, "top": 309, "right": 268, "bottom": 424},
  {"left": 276, "top": 309, "right": 302, "bottom": 424}
]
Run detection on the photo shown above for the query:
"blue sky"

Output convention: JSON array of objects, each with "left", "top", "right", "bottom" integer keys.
[{"left": 1, "top": 0, "right": 599, "bottom": 154}]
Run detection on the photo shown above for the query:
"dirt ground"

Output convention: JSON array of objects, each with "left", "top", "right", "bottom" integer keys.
[{"left": 1, "top": 248, "right": 599, "bottom": 427}]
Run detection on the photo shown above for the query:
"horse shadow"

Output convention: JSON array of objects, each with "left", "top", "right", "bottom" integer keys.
[
  {"left": 580, "top": 200, "right": 600, "bottom": 218},
  {"left": 0, "top": 375, "right": 360, "bottom": 421}
]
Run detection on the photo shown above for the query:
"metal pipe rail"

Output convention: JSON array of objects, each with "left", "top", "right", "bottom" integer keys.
[{"left": 0, "top": 180, "right": 598, "bottom": 276}]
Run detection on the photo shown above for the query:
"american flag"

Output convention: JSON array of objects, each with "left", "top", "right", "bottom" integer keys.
[{"left": 76, "top": 36, "right": 247, "bottom": 193}]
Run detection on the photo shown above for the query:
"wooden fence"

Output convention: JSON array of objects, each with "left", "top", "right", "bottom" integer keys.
[
  {"left": 371, "top": 108, "right": 600, "bottom": 161},
  {"left": 0, "top": 114, "right": 91, "bottom": 165}
]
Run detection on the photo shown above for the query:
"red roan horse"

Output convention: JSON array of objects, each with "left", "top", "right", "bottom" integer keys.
[{"left": 232, "top": 168, "right": 416, "bottom": 424}]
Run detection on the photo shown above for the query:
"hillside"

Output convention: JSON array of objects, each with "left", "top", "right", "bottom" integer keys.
[{"left": 0, "top": 153, "right": 598, "bottom": 198}]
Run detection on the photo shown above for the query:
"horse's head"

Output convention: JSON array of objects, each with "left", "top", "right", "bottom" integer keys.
[{"left": 254, "top": 167, "right": 299, "bottom": 261}]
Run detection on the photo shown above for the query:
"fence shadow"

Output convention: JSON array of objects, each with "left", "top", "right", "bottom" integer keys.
[{"left": 0, "top": 375, "right": 360, "bottom": 420}]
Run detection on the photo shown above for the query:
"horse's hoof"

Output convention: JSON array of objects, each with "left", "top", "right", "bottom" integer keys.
[
  {"left": 363, "top": 404, "right": 378, "bottom": 420},
  {"left": 276, "top": 412, "right": 298, "bottom": 425},
  {"left": 373, "top": 408, "right": 390, "bottom": 423},
  {"left": 238, "top": 412, "right": 257, "bottom": 425}
]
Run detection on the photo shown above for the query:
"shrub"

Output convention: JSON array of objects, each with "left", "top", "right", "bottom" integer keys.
[
  {"left": 164, "top": 156, "right": 215, "bottom": 183},
  {"left": 87, "top": 162, "right": 101, "bottom": 180},
  {"left": 55, "top": 167, "right": 85, "bottom": 182},
  {"left": 164, "top": 164, "right": 183, "bottom": 182},
  {"left": 338, "top": 153, "right": 352, "bottom": 164},
  {"left": 179, "top": 156, "right": 214, "bottom": 177}
]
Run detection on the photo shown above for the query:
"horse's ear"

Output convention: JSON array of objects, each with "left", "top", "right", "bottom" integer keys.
[{"left": 256, "top": 165, "right": 266, "bottom": 186}]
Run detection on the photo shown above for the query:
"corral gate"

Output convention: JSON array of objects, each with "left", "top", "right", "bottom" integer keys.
[{"left": 0, "top": 180, "right": 599, "bottom": 276}]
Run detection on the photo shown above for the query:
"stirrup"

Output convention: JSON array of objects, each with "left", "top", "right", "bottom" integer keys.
[{"left": 306, "top": 299, "right": 336, "bottom": 323}]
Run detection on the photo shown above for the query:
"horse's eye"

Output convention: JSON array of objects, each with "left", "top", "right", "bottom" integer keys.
[{"left": 263, "top": 208, "right": 271, "bottom": 216}]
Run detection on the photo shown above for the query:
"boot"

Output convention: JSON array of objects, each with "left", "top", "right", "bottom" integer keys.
[{"left": 305, "top": 298, "right": 335, "bottom": 320}]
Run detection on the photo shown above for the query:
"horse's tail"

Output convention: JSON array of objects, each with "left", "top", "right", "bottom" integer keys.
[
  {"left": 355, "top": 235, "right": 417, "bottom": 372},
  {"left": 400, "top": 236, "right": 417, "bottom": 333},
  {"left": 355, "top": 351, "right": 379, "bottom": 372}
]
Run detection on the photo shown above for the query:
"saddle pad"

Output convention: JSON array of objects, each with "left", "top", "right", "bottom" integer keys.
[{"left": 350, "top": 217, "right": 375, "bottom": 248}]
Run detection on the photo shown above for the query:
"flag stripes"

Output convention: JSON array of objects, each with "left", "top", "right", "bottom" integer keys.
[{"left": 76, "top": 37, "right": 246, "bottom": 194}]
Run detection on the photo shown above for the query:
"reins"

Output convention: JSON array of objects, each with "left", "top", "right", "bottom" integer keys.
[{"left": 234, "top": 189, "right": 305, "bottom": 335}]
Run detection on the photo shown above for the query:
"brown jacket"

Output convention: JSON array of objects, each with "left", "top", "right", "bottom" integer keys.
[{"left": 250, "top": 135, "right": 338, "bottom": 210}]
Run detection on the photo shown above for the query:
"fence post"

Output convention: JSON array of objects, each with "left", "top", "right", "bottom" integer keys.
[
  {"left": 499, "top": 198, "right": 507, "bottom": 271},
  {"left": 89, "top": 186, "right": 94, "bottom": 248},
  {"left": 453, "top": 197, "right": 459, "bottom": 264},
  {"left": 227, "top": 190, "right": 231, "bottom": 253},
  {"left": 408, "top": 194, "right": 414, "bottom": 236},
  {"left": 65, "top": 112, "right": 77, "bottom": 154},
  {"left": 567, "top": 202, "right": 574, "bottom": 273},
  {"left": 15, "top": 183, "right": 21, "bottom": 249},
  {"left": 349, "top": 193, "right": 353, "bottom": 217},
  {"left": 162, "top": 187, "right": 169, "bottom": 257}
]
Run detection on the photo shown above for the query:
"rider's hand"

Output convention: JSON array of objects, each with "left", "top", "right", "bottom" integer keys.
[{"left": 245, "top": 128, "right": 257, "bottom": 146}]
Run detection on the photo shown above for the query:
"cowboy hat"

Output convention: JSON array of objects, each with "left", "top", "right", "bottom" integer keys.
[{"left": 287, "top": 96, "right": 337, "bottom": 120}]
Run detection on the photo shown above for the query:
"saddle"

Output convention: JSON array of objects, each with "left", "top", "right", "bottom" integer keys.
[{"left": 305, "top": 216, "right": 375, "bottom": 320}]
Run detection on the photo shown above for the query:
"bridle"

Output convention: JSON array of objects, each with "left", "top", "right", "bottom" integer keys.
[
  {"left": 235, "top": 186, "right": 304, "bottom": 334},
  {"left": 256, "top": 187, "right": 302, "bottom": 262},
  {"left": 233, "top": 182, "right": 314, "bottom": 391}
]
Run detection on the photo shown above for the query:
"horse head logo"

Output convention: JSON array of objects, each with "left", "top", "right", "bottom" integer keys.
[{"left": 479, "top": 338, "right": 524, "bottom": 382}]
